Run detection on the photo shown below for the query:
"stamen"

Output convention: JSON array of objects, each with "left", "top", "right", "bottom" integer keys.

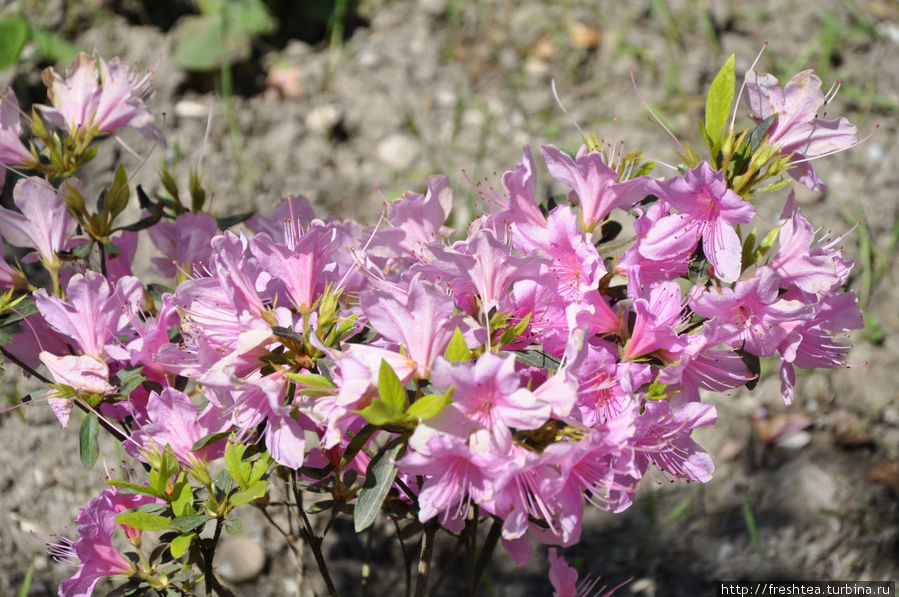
[
  {"left": 551, "top": 78, "right": 590, "bottom": 144},
  {"left": 731, "top": 42, "right": 768, "bottom": 131},
  {"left": 788, "top": 124, "right": 879, "bottom": 165},
  {"left": 197, "top": 93, "right": 215, "bottom": 174},
  {"left": 824, "top": 80, "right": 842, "bottom": 104},
  {"left": 629, "top": 69, "right": 687, "bottom": 155}
]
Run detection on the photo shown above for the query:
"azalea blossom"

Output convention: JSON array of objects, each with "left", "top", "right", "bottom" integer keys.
[
  {"left": 0, "top": 177, "right": 75, "bottom": 270},
  {"left": 39, "top": 51, "right": 161, "bottom": 139},
  {"left": 50, "top": 487, "right": 159, "bottom": 597},
  {"left": 0, "top": 89, "right": 34, "bottom": 169},
  {"left": 744, "top": 69, "right": 858, "bottom": 190},
  {"left": 541, "top": 144, "right": 649, "bottom": 232},
  {"left": 640, "top": 162, "right": 755, "bottom": 283}
]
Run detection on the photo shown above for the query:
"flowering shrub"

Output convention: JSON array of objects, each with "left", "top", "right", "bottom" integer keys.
[{"left": 0, "top": 49, "right": 867, "bottom": 596}]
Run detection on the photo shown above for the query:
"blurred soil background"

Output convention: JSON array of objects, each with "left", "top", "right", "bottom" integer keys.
[{"left": 0, "top": 0, "right": 898, "bottom": 595}]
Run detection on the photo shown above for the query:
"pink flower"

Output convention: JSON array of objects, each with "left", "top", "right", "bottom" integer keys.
[
  {"left": 655, "top": 329, "right": 754, "bottom": 403},
  {"left": 251, "top": 223, "right": 336, "bottom": 313},
  {"left": 39, "top": 51, "right": 161, "bottom": 139},
  {"left": 541, "top": 144, "right": 649, "bottom": 232},
  {"left": 39, "top": 352, "right": 116, "bottom": 427},
  {"left": 430, "top": 352, "right": 551, "bottom": 452},
  {"left": 641, "top": 162, "right": 755, "bottom": 283},
  {"left": 479, "top": 145, "right": 546, "bottom": 234},
  {"left": 769, "top": 193, "right": 852, "bottom": 296},
  {"left": 513, "top": 205, "right": 605, "bottom": 301},
  {"left": 0, "top": 89, "right": 33, "bottom": 167},
  {"left": 0, "top": 177, "right": 75, "bottom": 269},
  {"left": 147, "top": 211, "right": 217, "bottom": 278},
  {"left": 618, "top": 201, "right": 690, "bottom": 296},
  {"left": 398, "top": 432, "right": 509, "bottom": 527},
  {"left": 548, "top": 548, "right": 624, "bottom": 597},
  {"left": 623, "top": 281, "right": 688, "bottom": 360},
  {"left": 778, "top": 291, "right": 862, "bottom": 405},
  {"left": 245, "top": 195, "right": 316, "bottom": 241},
  {"left": 50, "top": 487, "right": 159, "bottom": 597},
  {"left": 632, "top": 400, "right": 717, "bottom": 483},
  {"left": 35, "top": 271, "right": 143, "bottom": 359},
  {"left": 372, "top": 175, "right": 454, "bottom": 259},
  {"left": 690, "top": 267, "right": 811, "bottom": 357},
  {"left": 128, "top": 387, "right": 230, "bottom": 464},
  {"left": 229, "top": 373, "right": 307, "bottom": 469},
  {"left": 361, "top": 280, "right": 461, "bottom": 378},
  {"left": 744, "top": 69, "right": 858, "bottom": 191}
]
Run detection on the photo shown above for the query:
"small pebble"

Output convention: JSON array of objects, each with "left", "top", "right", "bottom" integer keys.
[
  {"left": 377, "top": 133, "right": 419, "bottom": 169},
  {"left": 305, "top": 105, "right": 342, "bottom": 136},
  {"left": 215, "top": 537, "right": 266, "bottom": 583},
  {"left": 173, "top": 100, "right": 209, "bottom": 119}
]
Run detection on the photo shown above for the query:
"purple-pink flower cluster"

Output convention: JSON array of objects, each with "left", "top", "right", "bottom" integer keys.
[{"left": 0, "top": 52, "right": 866, "bottom": 596}]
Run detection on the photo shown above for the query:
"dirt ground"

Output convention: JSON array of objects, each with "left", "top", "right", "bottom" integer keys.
[{"left": 1, "top": 0, "right": 897, "bottom": 595}]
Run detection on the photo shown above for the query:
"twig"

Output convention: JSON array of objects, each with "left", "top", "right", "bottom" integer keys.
[
  {"left": 390, "top": 516, "right": 413, "bottom": 597},
  {"left": 413, "top": 519, "right": 437, "bottom": 597},
  {"left": 291, "top": 470, "right": 339, "bottom": 597},
  {"left": 468, "top": 517, "right": 502, "bottom": 596},
  {"left": 258, "top": 505, "right": 299, "bottom": 558},
  {"left": 429, "top": 527, "right": 467, "bottom": 595},
  {"left": 200, "top": 518, "right": 235, "bottom": 597},
  {"left": 361, "top": 520, "right": 374, "bottom": 597},
  {"left": 0, "top": 345, "right": 51, "bottom": 384}
]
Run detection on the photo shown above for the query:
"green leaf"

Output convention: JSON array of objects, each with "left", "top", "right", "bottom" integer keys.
[
  {"left": 747, "top": 114, "right": 778, "bottom": 153},
  {"left": 444, "top": 327, "right": 470, "bottom": 362},
  {"left": 216, "top": 212, "right": 255, "bottom": 229},
  {"left": 705, "top": 53, "right": 735, "bottom": 146},
  {"left": 740, "top": 227, "right": 758, "bottom": 271},
  {"left": 0, "top": 17, "right": 29, "bottom": 71},
  {"left": 189, "top": 168, "right": 206, "bottom": 213},
  {"left": 406, "top": 389, "right": 452, "bottom": 420},
  {"left": 378, "top": 360, "right": 407, "bottom": 413},
  {"left": 758, "top": 179, "right": 791, "bottom": 194},
  {"left": 170, "top": 533, "right": 194, "bottom": 558},
  {"left": 160, "top": 448, "right": 181, "bottom": 487},
  {"left": 247, "top": 452, "right": 273, "bottom": 485},
  {"left": 271, "top": 325, "right": 304, "bottom": 343},
  {"left": 755, "top": 226, "right": 779, "bottom": 261},
  {"left": 105, "top": 164, "right": 131, "bottom": 220},
  {"left": 16, "top": 557, "right": 34, "bottom": 597},
  {"left": 513, "top": 350, "right": 560, "bottom": 371},
  {"left": 497, "top": 313, "right": 531, "bottom": 348},
  {"left": 173, "top": 14, "right": 251, "bottom": 71},
  {"left": 79, "top": 412, "right": 99, "bottom": 467},
  {"left": 224, "top": 442, "right": 251, "bottom": 489},
  {"left": 224, "top": 518, "right": 242, "bottom": 535},
  {"left": 354, "top": 442, "right": 404, "bottom": 532},
  {"left": 168, "top": 513, "right": 209, "bottom": 533},
  {"left": 230, "top": 479, "right": 267, "bottom": 506},
  {"left": 339, "top": 424, "right": 378, "bottom": 469},
  {"left": 645, "top": 380, "right": 678, "bottom": 401},
  {"left": 286, "top": 372, "right": 336, "bottom": 388},
  {"left": 29, "top": 28, "right": 77, "bottom": 65},
  {"left": 198, "top": 0, "right": 276, "bottom": 36},
  {"left": 114, "top": 366, "right": 146, "bottom": 396},
  {"left": 632, "top": 160, "right": 656, "bottom": 178},
  {"left": 159, "top": 166, "right": 182, "bottom": 207},
  {"left": 116, "top": 512, "right": 172, "bottom": 531},
  {"left": 71, "top": 242, "right": 93, "bottom": 259},
  {"left": 356, "top": 398, "right": 406, "bottom": 426},
  {"left": 106, "top": 480, "right": 165, "bottom": 499},
  {"left": 171, "top": 475, "right": 195, "bottom": 517},
  {"left": 190, "top": 431, "right": 231, "bottom": 452}
]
